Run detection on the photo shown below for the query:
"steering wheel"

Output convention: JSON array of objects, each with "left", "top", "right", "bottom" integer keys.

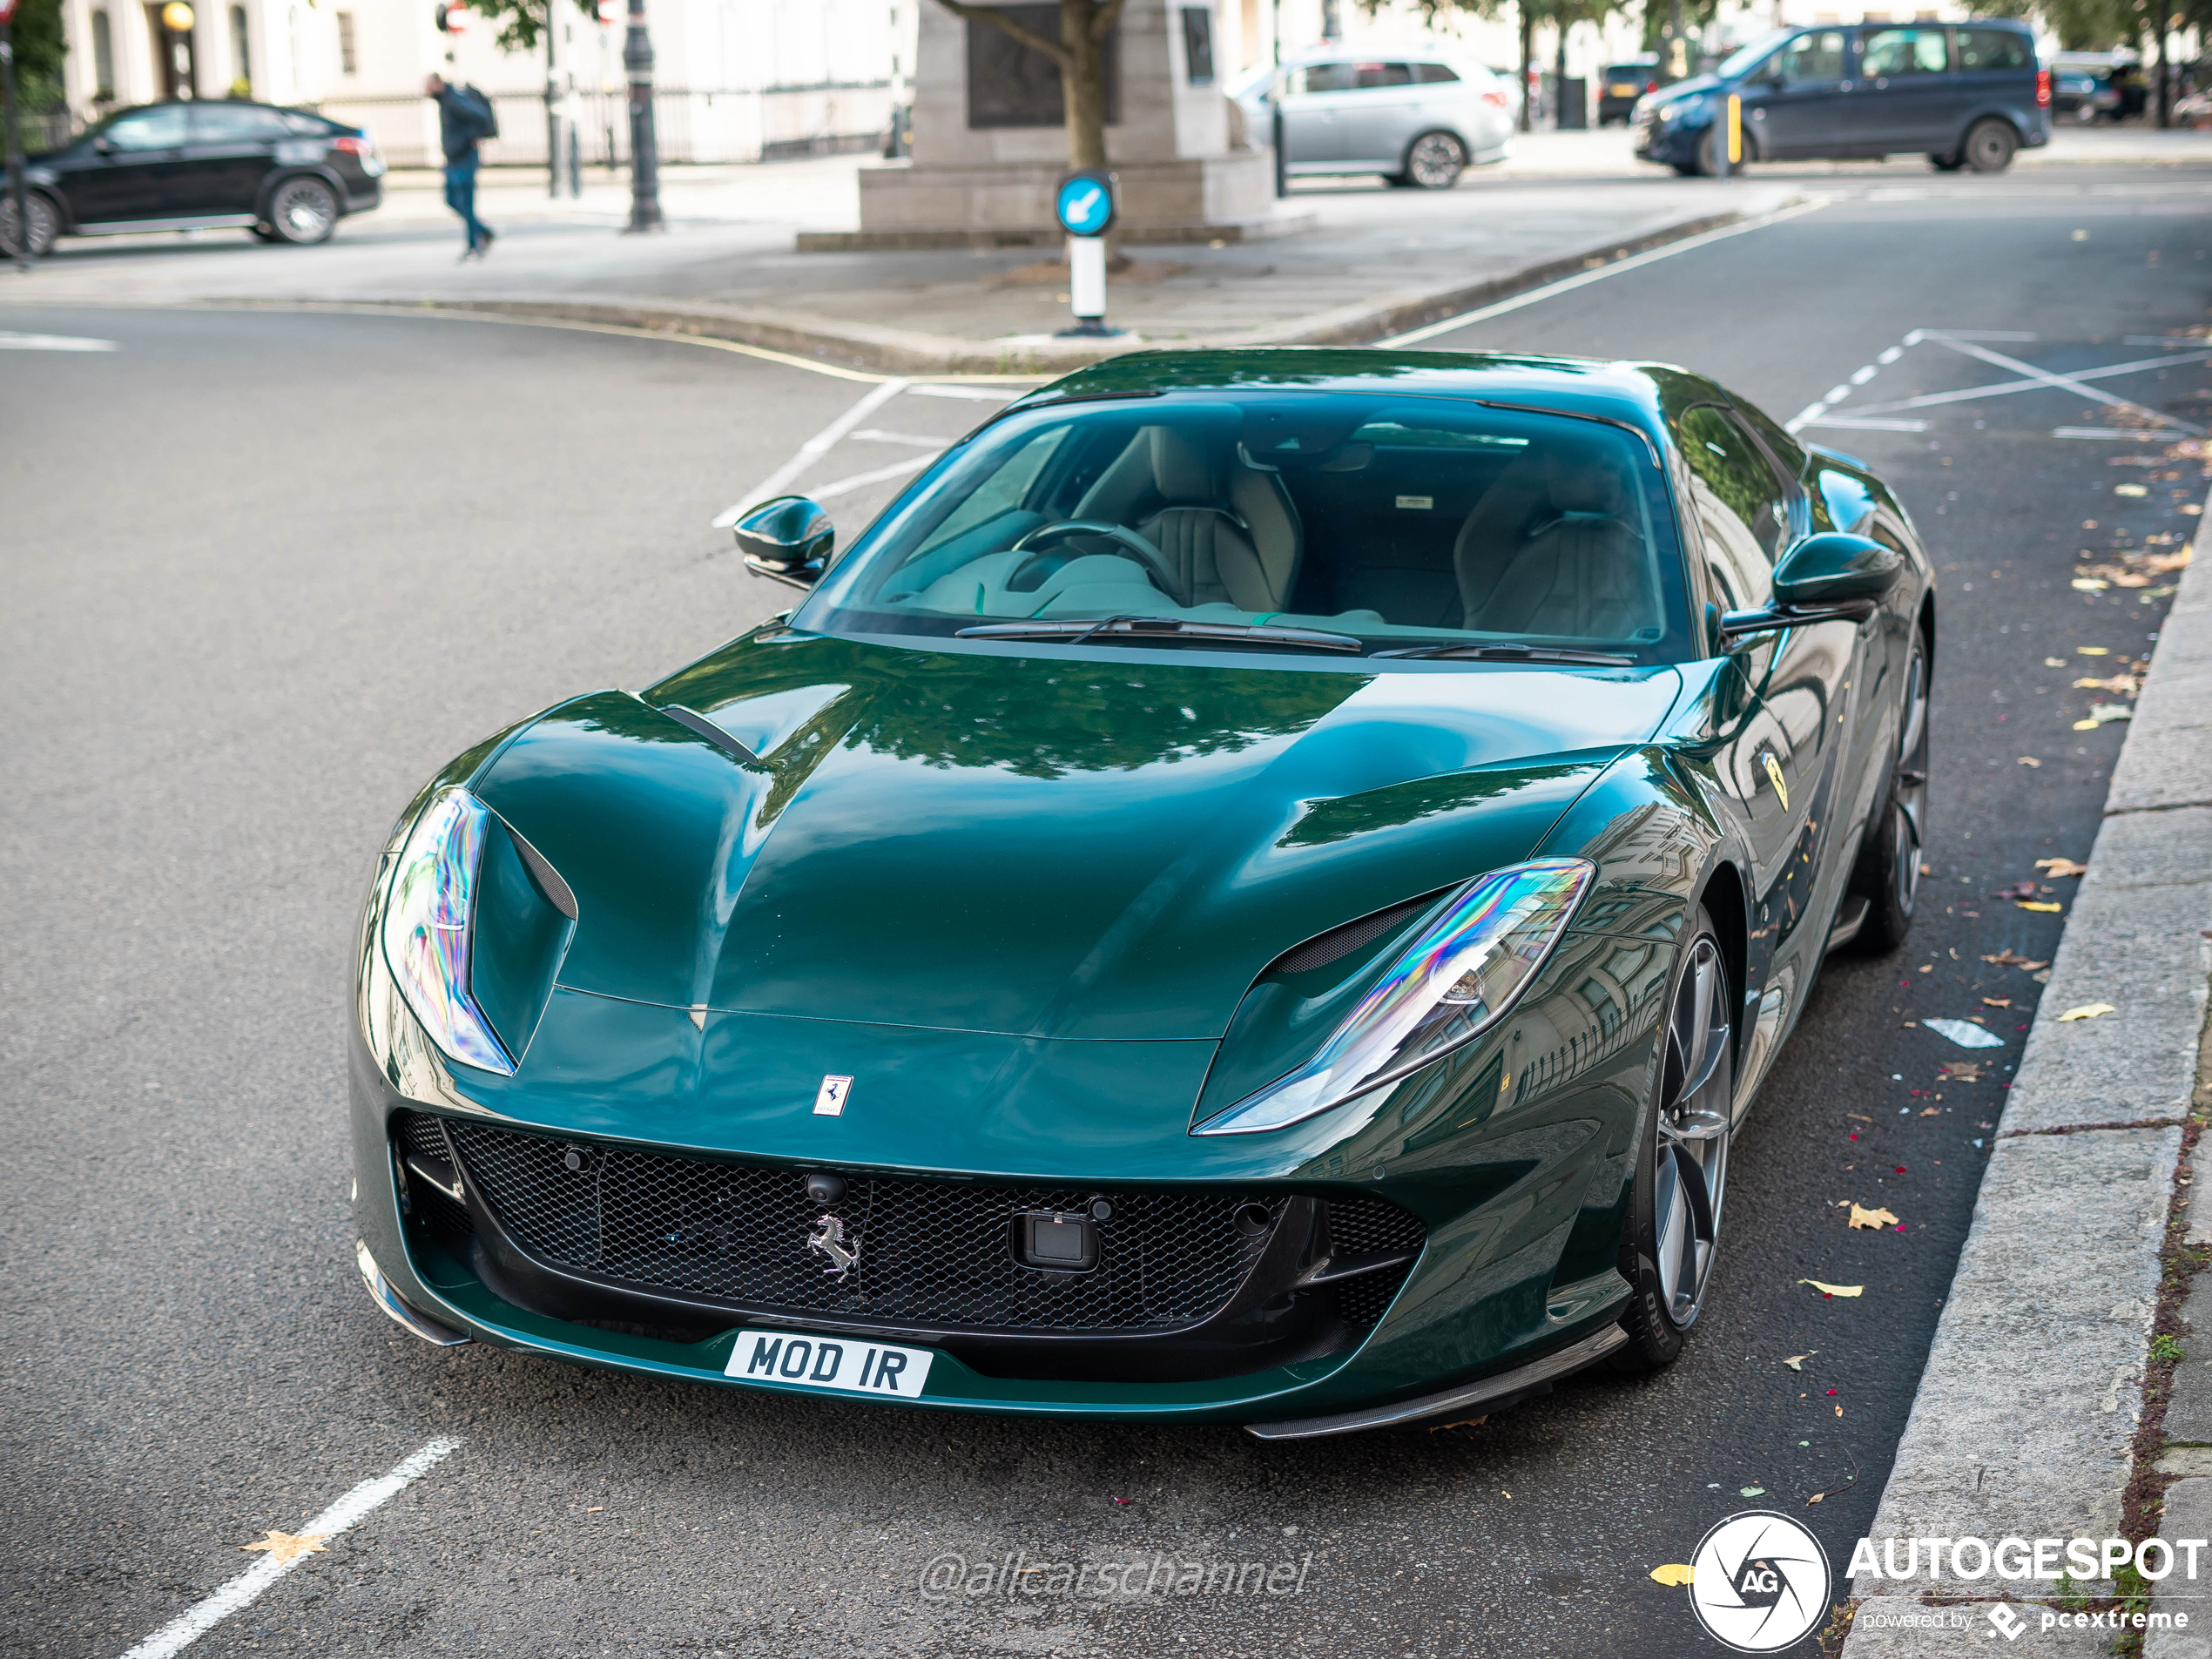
[{"left": 1007, "top": 520, "right": 1181, "bottom": 600}]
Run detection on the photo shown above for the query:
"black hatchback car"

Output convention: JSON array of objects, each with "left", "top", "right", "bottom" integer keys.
[
  {"left": 1, "top": 99, "right": 383, "bottom": 256},
  {"left": 1633, "top": 21, "right": 2048, "bottom": 174}
]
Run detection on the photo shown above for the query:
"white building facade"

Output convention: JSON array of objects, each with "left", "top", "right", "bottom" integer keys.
[{"left": 53, "top": 0, "right": 914, "bottom": 167}]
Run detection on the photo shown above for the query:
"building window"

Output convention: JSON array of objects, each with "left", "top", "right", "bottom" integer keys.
[
  {"left": 1180, "top": 7, "right": 1214, "bottom": 84},
  {"left": 335, "top": 10, "right": 356, "bottom": 74},
  {"left": 91, "top": 10, "right": 116, "bottom": 98},
  {"left": 228, "top": 4, "right": 251, "bottom": 96}
]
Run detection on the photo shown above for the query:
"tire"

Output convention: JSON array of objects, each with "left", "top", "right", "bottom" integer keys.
[
  {"left": 0, "top": 188, "right": 61, "bottom": 258},
  {"left": 263, "top": 175, "right": 340, "bottom": 246},
  {"left": 249, "top": 223, "right": 281, "bottom": 243},
  {"left": 1928, "top": 151, "right": 1965, "bottom": 172},
  {"left": 1848, "top": 627, "right": 1930, "bottom": 954},
  {"left": 1613, "top": 908, "right": 1736, "bottom": 1372},
  {"left": 1962, "top": 118, "right": 2018, "bottom": 173},
  {"left": 1402, "top": 130, "right": 1467, "bottom": 189}
]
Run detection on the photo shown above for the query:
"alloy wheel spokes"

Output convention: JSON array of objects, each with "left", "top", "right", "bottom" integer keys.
[{"left": 1653, "top": 936, "right": 1732, "bottom": 1326}]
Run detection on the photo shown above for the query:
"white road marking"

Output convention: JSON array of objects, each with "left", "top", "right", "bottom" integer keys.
[
  {"left": 1877, "top": 346, "right": 1905, "bottom": 365},
  {"left": 908, "top": 382, "right": 1018, "bottom": 401},
  {"left": 1902, "top": 328, "right": 2037, "bottom": 344},
  {"left": 1800, "top": 416, "right": 1930, "bottom": 433},
  {"left": 0, "top": 330, "right": 120, "bottom": 351},
  {"left": 1824, "top": 383, "right": 1853, "bottom": 403},
  {"left": 2054, "top": 426, "right": 2195, "bottom": 441},
  {"left": 118, "top": 1439, "right": 460, "bottom": 1659},
  {"left": 1376, "top": 197, "right": 1831, "bottom": 347},
  {"left": 1917, "top": 337, "right": 2209, "bottom": 435},
  {"left": 1849, "top": 365, "right": 1878, "bottom": 385},
  {"left": 711, "top": 377, "right": 912, "bottom": 527},
  {"left": 806, "top": 450, "right": 942, "bottom": 502},
  {"left": 848, "top": 428, "right": 954, "bottom": 448}
]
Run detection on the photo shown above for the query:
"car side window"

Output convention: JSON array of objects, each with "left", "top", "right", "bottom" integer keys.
[
  {"left": 1730, "top": 400, "right": 1809, "bottom": 489},
  {"left": 102, "top": 106, "right": 189, "bottom": 151},
  {"left": 1863, "top": 28, "right": 1949, "bottom": 78},
  {"left": 1957, "top": 28, "right": 2031, "bottom": 71},
  {"left": 1412, "top": 62, "right": 1461, "bottom": 84},
  {"left": 1775, "top": 30, "right": 1848, "bottom": 84},
  {"left": 1676, "top": 405, "right": 1791, "bottom": 610},
  {"left": 191, "top": 104, "right": 291, "bottom": 142},
  {"left": 1289, "top": 62, "right": 1356, "bottom": 95},
  {"left": 1351, "top": 62, "right": 1415, "bottom": 91}
]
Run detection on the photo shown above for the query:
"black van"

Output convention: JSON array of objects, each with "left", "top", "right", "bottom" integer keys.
[{"left": 1632, "top": 21, "right": 2048, "bottom": 174}]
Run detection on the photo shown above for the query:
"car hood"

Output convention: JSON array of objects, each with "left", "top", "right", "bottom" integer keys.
[
  {"left": 469, "top": 632, "right": 1681, "bottom": 1043},
  {"left": 1652, "top": 72, "right": 1723, "bottom": 102}
]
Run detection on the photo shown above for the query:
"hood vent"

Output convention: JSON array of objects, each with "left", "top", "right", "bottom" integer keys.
[{"left": 1268, "top": 887, "right": 1449, "bottom": 977}]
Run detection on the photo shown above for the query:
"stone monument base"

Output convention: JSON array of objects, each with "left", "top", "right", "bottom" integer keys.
[{"left": 799, "top": 150, "right": 1313, "bottom": 251}]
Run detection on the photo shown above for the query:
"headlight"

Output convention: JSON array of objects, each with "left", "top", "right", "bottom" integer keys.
[
  {"left": 381, "top": 787, "right": 517, "bottom": 1075},
  {"left": 1193, "top": 859, "right": 1594, "bottom": 1136}
]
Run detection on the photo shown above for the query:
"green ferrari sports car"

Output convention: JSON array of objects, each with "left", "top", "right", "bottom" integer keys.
[{"left": 350, "top": 349, "right": 1932, "bottom": 1437}]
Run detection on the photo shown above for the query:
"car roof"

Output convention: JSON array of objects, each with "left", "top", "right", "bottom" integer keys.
[
  {"left": 1014, "top": 349, "right": 1718, "bottom": 450},
  {"left": 1278, "top": 45, "right": 1467, "bottom": 65}
]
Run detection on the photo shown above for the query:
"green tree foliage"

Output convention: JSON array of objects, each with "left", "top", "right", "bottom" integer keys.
[
  {"left": 460, "top": 0, "right": 601, "bottom": 57},
  {"left": 10, "top": 0, "right": 69, "bottom": 111}
]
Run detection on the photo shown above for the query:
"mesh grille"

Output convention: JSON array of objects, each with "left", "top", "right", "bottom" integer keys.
[
  {"left": 428, "top": 1115, "right": 1297, "bottom": 1333},
  {"left": 1326, "top": 1194, "right": 1428, "bottom": 1261},
  {"left": 392, "top": 1113, "right": 473, "bottom": 1243},
  {"left": 1269, "top": 892, "right": 1440, "bottom": 976}
]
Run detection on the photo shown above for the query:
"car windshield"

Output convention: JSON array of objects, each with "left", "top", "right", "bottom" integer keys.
[
  {"left": 1716, "top": 29, "right": 1796, "bottom": 79},
  {"left": 796, "top": 390, "right": 1693, "bottom": 664}
]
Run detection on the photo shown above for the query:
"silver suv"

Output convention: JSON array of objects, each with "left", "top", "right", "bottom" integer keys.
[{"left": 1230, "top": 51, "right": 1516, "bottom": 189}]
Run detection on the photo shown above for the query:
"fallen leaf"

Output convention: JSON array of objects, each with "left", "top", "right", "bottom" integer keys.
[
  {"left": 1800, "top": 1279, "right": 1865, "bottom": 1298},
  {"left": 1845, "top": 1112, "right": 1873, "bottom": 1122},
  {"left": 1937, "top": 1061, "right": 1986, "bottom": 1082},
  {"left": 1650, "top": 1563, "right": 1695, "bottom": 1587},
  {"left": 2034, "top": 858, "right": 2089, "bottom": 878},
  {"left": 241, "top": 1531, "right": 329, "bottom": 1566},
  {"left": 2182, "top": 502, "right": 2203, "bottom": 515},
  {"left": 1981, "top": 949, "right": 2049, "bottom": 969},
  {"left": 2018, "top": 755, "right": 2042, "bottom": 767},
  {"left": 2044, "top": 657, "right": 2069, "bottom": 667},
  {"left": 1836, "top": 1404, "right": 1845, "bottom": 1416},
  {"left": 1807, "top": 1492, "right": 1825, "bottom": 1504},
  {"left": 1920, "top": 1106, "right": 1944, "bottom": 1116},
  {"left": 2058, "top": 1002, "right": 2115, "bottom": 1022},
  {"left": 2073, "top": 577, "right": 2110, "bottom": 591},
  {"left": 1925, "top": 1017, "right": 2006, "bottom": 1049},
  {"left": 2017, "top": 900, "right": 2064, "bottom": 913},
  {"left": 1782, "top": 1352, "right": 1815, "bottom": 1371},
  {"left": 1848, "top": 1204, "right": 1900, "bottom": 1231},
  {"left": 1982, "top": 996, "right": 2013, "bottom": 1008},
  {"left": 2073, "top": 703, "right": 2134, "bottom": 730},
  {"left": 1918, "top": 963, "right": 1933, "bottom": 974},
  {"left": 2115, "top": 483, "right": 2149, "bottom": 496},
  {"left": 2078, "top": 645, "right": 2111, "bottom": 655}
]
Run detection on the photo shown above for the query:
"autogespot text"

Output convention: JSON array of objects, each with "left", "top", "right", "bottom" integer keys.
[
  {"left": 918, "top": 1550, "right": 1318, "bottom": 1601},
  {"left": 1851, "top": 1534, "right": 2209, "bottom": 1581}
]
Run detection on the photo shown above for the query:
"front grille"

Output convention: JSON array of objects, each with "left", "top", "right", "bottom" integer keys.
[
  {"left": 393, "top": 1114, "right": 472, "bottom": 1244},
  {"left": 395, "top": 1112, "right": 1423, "bottom": 1339}
]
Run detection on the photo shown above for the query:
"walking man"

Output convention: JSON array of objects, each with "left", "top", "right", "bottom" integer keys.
[{"left": 426, "top": 74, "right": 496, "bottom": 260}]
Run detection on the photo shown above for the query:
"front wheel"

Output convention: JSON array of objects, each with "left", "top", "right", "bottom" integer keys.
[
  {"left": 0, "top": 189, "right": 60, "bottom": 258},
  {"left": 1402, "top": 130, "right": 1467, "bottom": 189},
  {"left": 264, "top": 176, "right": 340, "bottom": 246},
  {"left": 1963, "top": 118, "right": 2019, "bottom": 172},
  {"left": 1614, "top": 912, "right": 1736, "bottom": 1372},
  {"left": 1850, "top": 630, "right": 1930, "bottom": 953}
]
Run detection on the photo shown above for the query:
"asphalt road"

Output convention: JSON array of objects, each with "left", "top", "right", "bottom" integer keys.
[{"left": 4, "top": 162, "right": 2209, "bottom": 1659}]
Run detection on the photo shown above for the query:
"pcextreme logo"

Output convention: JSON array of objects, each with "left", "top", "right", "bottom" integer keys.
[{"left": 1683, "top": 1511, "right": 1833, "bottom": 1653}]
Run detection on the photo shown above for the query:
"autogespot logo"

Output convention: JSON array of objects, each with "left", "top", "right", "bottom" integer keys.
[{"left": 1685, "top": 1511, "right": 1833, "bottom": 1653}]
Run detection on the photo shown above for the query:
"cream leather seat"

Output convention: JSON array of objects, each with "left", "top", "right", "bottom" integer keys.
[
  {"left": 1135, "top": 428, "right": 1305, "bottom": 611},
  {"left": 1453, "top": 449, "right": 1656, "bottom": 639}
]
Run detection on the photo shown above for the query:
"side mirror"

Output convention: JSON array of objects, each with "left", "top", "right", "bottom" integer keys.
[
  {"left": 732, "top": 495, "right": 833, "bottom": 590},
  {"left": 93, "top": 136, "right": 117, "bottom": 156},
  {"left": 1716, "top": 533, "right": 1902, "bottom": 641}
]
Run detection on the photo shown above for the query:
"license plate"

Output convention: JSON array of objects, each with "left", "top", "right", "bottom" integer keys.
[
  {"left": 1609, "top": 84, "right": 1636, "bottom": 96},
  {"left": 724, "top": 1328, "right": 935, "bottom": 1397}
]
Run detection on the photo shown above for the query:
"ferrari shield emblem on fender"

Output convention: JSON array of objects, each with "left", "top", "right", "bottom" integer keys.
[
  {"left": 1760, "top": 752, "right": 1790, "bottom": 811},
  {"left": 807, "top": 1214, "right": 860, "bottom": 1278}
]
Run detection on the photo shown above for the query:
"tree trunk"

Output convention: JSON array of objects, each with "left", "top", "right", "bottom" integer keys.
[
  {"left": 1062, "top": 0, "right": 1109, "bottom": 172},
  {"left": 1519, "top": 4, "right": 1534, "bottom": 133}
]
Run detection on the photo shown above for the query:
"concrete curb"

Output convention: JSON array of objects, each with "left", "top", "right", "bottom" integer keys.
[
  {"left": 297, "top": 206, "right": 1764, "bottom": 378},
  {"left": 1841, "top": 500, "right": 2212, "bottom": 1654}
]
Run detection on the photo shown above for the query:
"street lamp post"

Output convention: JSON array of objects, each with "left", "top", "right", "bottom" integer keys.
[
  {"left": 0, "top": 1, "right": 30, "bottom": 272},
  {"left": 623, "top": 0, "right": 662, "bottom": 231},
  {"left": 545, "top": 0, "right": 564, "bottom": 198}
]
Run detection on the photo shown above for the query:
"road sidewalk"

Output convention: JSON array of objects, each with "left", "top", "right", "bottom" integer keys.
[{"left": 1843, "top": 495, "right": 2212, "bottom": 1655}]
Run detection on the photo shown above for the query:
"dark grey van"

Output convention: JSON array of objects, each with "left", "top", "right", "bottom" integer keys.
[{"left": 1632, "top": 21, "right": 2049, "bottom": 174}]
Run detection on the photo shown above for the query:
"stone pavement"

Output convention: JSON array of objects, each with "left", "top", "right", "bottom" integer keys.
[{"left": 12, "top": 124, "right": 2205, "bottom": 375}]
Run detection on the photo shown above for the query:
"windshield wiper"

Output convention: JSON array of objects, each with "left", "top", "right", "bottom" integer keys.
[
  {"left": 1369, "top": 642, "right": 1637, "bottom": 666},
  {"left": 955, "top": 617, "right": 1364, "bottom": 654}
]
